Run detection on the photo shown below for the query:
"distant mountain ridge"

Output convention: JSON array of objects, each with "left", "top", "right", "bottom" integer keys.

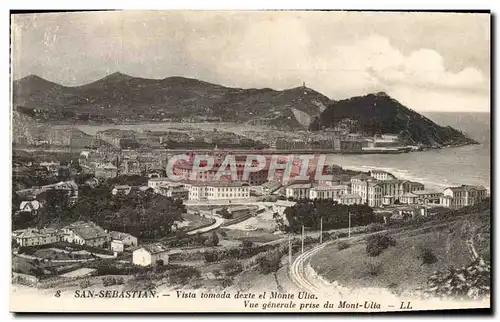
[
  {"left": 310, "top": 92, "right": 478, "bottom": 147},
  {"left": 13, "top": 72, "right": 330, "bottom": 129}
]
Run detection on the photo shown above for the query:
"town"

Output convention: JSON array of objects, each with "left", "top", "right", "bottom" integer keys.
[{"left": 12, "top": 144, "right": 488, "bottom": 293}]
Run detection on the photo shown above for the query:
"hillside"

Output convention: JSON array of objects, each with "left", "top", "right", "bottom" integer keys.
[
  {"left": 311, "top": 202, "right": 490, "bottom": 299},
  {"left": 310, "top": 92, "right": 478, "bottom": 147},
  {"left": 12, "top": 73, "right": 331, "bottom": 129}
]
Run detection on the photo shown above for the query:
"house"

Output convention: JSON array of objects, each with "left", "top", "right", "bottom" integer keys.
[
  {"left": 400, "top": 192, "right": 419, "bottom": 205},
  {"left": 14, "top": 228, "right": 63, "bottom": 247},
  {"left": 84, "top": 177, "right": 100, "bottom": 188},
  {"left": 62, "top": 222, "right": 110, "bottom": 248},
  {"left": 158, "top": 183, "right": 189, "bottom": 199},
  {"left": 19, "top": 200, "right": 43, "bottom": 214},
  {"left": 133, "top": 243, "right": 169, "bottom": 266},
  {"left": 148, "top": 177, "right": 171, "bottom": 192},
  {"left": 109, "top": 231, "right": 138, "bottom": 249},
  {"left": 112, "top": 185, "right": 132, "bottom": 196},
  {"left": 273, "top": 200, "right": 297, "bottom": 216},
  {"left": 339, "top": 193, "right": 362, "bottom": 205},
  {"left": 262, "top": 181, "right": 282, "bottom": 195},
  {"left": 442, "top": 185, "right": 488, "bottom": 209},
  {"left": 95, "top": 163, "right": 118, "bottom": 178},
  {"left": 440, "top": 195, "right": 453, "bottom": 208},
  {"left": 285, "top": 183, "right": 312, "bottom": 200}
]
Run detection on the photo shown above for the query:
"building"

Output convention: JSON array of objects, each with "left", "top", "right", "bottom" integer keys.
[
  {"left": 14, "top": 228, "right": 63, "bottom": 247},
  {"left": 133, "top": 243, "right": 169, "bottom": 266},
  {"left": 309, "top": 185, "right": 349, "bottom": 200},
  {"left": 440, "top": 195, "right": 453, "bottom": 208},
  {"left": 62, "top": 222, "right": 110, "bottom": 248},
  {"left": 339, "top": 194, "right": 362, "bottom": 205},
  {"left": 112, "top": 185, "right": 132, "bottom": 196},
  {"left": 412, "top": 190, "right": 443, "bottom": 204},
  {"left": 370, "top": 170, "right": 396, "bottom": 181},
  {"left": 285, "top": 183, "right": 312, "bottom": 200},
  {"left": 158, "top": 183, "right": 189, "bottom": 199},
  {"left": 95, "top": 163, "right": 118, "bottom": 179},
  {"left": 110, "top": 231, "right": 138, "bottom": 253},
  {"left": 442, "top": 185, "right": 488, "bottom": 209},
  {"left": 367, "top": 182, "right": 384, "bottom": 207},
  {"left": 187, "top": 181, "right": 251, "bottom": 200},
  {"left": 262, "top": 181, "right": 282, "bottom": 195},
  {"left": 334, "top": 138, "right": 363, "bottom": 151},
  {"left": 273, "top": 200, "right": 297, "bottom": 216},
  {"left": 19, "top": 200, "right": 43, "bottom": 214},
  {"left": 400, "top": 192, "right": 419, "bottom": 205},
  {"left": 148, "top": 177, "right": 172, "bottom": 192}
]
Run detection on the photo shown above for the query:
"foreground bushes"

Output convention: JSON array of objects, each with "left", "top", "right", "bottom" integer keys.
[{"left": 365, "top": 234, "right": 396, "bottom": 257}]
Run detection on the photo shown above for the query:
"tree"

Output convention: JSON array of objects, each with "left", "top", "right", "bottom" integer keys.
[{"left": 205, "top": 231, "right": 220, "bottom": 247}]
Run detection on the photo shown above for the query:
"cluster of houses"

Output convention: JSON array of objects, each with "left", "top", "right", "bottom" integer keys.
[
  {"left": 13, "top": 221, "right": 137, "bottom": 253},
  {"left": 12, "top": 220, "right": 172, "bottom": 268},
  {"left": 283, "top": 170, "right": 487, "bottom": 209}
]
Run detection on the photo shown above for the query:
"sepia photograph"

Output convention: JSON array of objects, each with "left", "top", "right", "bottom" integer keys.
[{"left": 9, "top": 10, "right": 491, "bottom": 313}]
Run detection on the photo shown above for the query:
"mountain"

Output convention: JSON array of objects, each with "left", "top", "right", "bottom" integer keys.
[
  {"left": 12, "top": 73, "right": 330, "bottom": 129},
  {"left": 309, "top": 92, "right": 478, "bottom": 147}
]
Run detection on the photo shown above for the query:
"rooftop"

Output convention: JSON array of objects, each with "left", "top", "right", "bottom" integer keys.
[
  {"left": 139, "top": 243, "right": 169, "bottom": 255},
  {"left": 340, "top": 193, "right": 361, "bottom": 199}
]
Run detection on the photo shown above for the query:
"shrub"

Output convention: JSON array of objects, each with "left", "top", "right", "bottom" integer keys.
[
  {"left": 79, "top": 279, "right": 91, "bottom": 289},
  {"left": 337, "top": 241, "right": 350, "bottom": 251},
  {"left": 204, "top": 251, "right": 219, "bottom": 263},
  {"left": 366, "top": 234, "right": 396, "bottom": 257},
  {"left": 221, "top": 278, "right": 233, "bottom": 288},
  {"left": 366, "top": 223, "right": 385, "bottom": 233},
  {"left": 222, "top": 260, "right": 243, "bottom": 277},
  {"left": 168, "top": 267, "right": 201, "bottom": 285},
  {"left": 242, "top": 240, "right": 254, "bottom": 249},
  {"left": 257, "top": 251, "right": 281, "bottom": 275},
  {"left": 102, "top": 276, "right": 116, "bottom": 287},
  {"left": 418, "top": 247, "right": 438, "bottom": 265},
  {"left": 365, "top": 261, "right": 383, "bottom": 276},
  {"left": 115, "top": 276, "right": 125, "bottom": 285}
]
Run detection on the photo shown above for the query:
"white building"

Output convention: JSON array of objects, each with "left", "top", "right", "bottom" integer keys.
[
  {"left": 369, "top": 170, "right": 396, "bottom": 181},
  {"left": 187, "top": 182, "right": 251, "bottom": 200},
  {"left": 111, "top": 185, "right": 132, "bottom": 196},
  {"left": 400, "top": 192, "right": 419, "bottom": 205},
  {"left": 109, "top": 231, "right": 137, "bottom": 253},
  {"left": 148, "top": 177, "right": 171, "bottom": 192},
  {"left": 14, "top": 228, "right": 63, "bottom": 247},
  {"left": 440, "top": 195, "right": 453, "bottom": 208},
  {"left": 309, "top": 185, "right": 349, "bottom": 200},
  {"left": 442, "top": 185, "right": 488, "bottom": 209},
  {"left": 19, "top": 200, "right": 43, "bottom": 213},
  {"left": 62, "top": 222, "right": 110, "bottom": 248},
  {"left": 285, "top": 183, "right": 312, "bottom": 200},
  {"left": 273, "top": 200, "right": 297, "bottom": 216},
  {"left": 339, "top": 193, "right": 362, "bottom": 205},
  {"left": 412, "top": 190, "right": 443, "bottom": 204},
  {"left": 133, "top": 243, "right": 169, "bottom": 266},
  {"left": 158, "top": 183, "right": 189, "bottom": 199}
]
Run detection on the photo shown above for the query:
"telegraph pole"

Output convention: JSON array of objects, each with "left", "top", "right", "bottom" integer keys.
[
  {"left": 288, "top": 234, "right": 292, "bottom": 265},
  {"left": 301, "top": 225, "right": 305, "bottom": 254},
  {"left": 348, "top": 212, "right": 352, "bottom": 239},
  {"left": 319, "top": 217, "right": 323, "bottom": 244}
]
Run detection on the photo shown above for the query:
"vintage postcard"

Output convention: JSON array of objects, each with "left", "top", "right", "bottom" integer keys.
[{"left": 9, "top": 10, "right": 491, "bottom": 313}]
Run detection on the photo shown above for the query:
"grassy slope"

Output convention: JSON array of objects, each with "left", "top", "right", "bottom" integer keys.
[{"left": 310, "top": 212, "right": 489, "bottom": 296}]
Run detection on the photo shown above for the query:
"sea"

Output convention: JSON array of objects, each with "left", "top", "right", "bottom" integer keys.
[{"left": 73, "top": 112, "right": 491, "bottom": 193}]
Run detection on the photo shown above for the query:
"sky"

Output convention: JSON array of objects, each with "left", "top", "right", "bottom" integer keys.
[{"left": 11, "top": 11, "right": 490, "bottom": 112}]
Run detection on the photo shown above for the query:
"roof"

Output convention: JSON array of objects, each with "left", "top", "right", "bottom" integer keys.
[
  {"left": 446, "top": 185, "right": 487, "bottom": 192},
  {"left": 401, "top": 192, "right": 418, "bottom": 198},
  {"left": 68, "top": 222, "right": 108, "bottom": 240},
  {"left": 148, "top": 177, "right": 170, "bottom": 182},
  {"left": 340, "top": 193, "right": 362, "bottom": 199},
  {"left": 413, "top": 190, "right": 442, "bottom": 195},
  {"left": 440, "top": 195, "right": 453, "bottom": 199},
  {"left": 286, "top": 183, "right": 312, "bottom": 189},
  {"left": 20, "top": 200, "right": 43, "bottom": 211},
  {"left": 311, "top": 184, "right": 348, "bottom": 191},
  {"left": 114, "top": 185, "right": 131, "bottom": 190},
  {"left": 275, "top": 200, "right": 297, "bottom": 207},
  {"left": 137, "top": 243, "right": 169, "bottom": 255},
  {"left": 350, "top": 174, "right": 372, "bottom": 181},
  {"left": 370, "top": 170, "right": 390, "bottom": 174},
  {"left": 110, "top": 231, "right": 136, "bottom": 241}
]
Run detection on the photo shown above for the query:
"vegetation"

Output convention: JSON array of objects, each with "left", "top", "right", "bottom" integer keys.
[
  {"left": 365, "top": 234, "right": 397, "bottom": 257},
  {"left": 278, "top": 199, "right": 378, "bottom": 233},
  {"left": 417, "top": 247, "right": 438, "bottom": 265}
]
